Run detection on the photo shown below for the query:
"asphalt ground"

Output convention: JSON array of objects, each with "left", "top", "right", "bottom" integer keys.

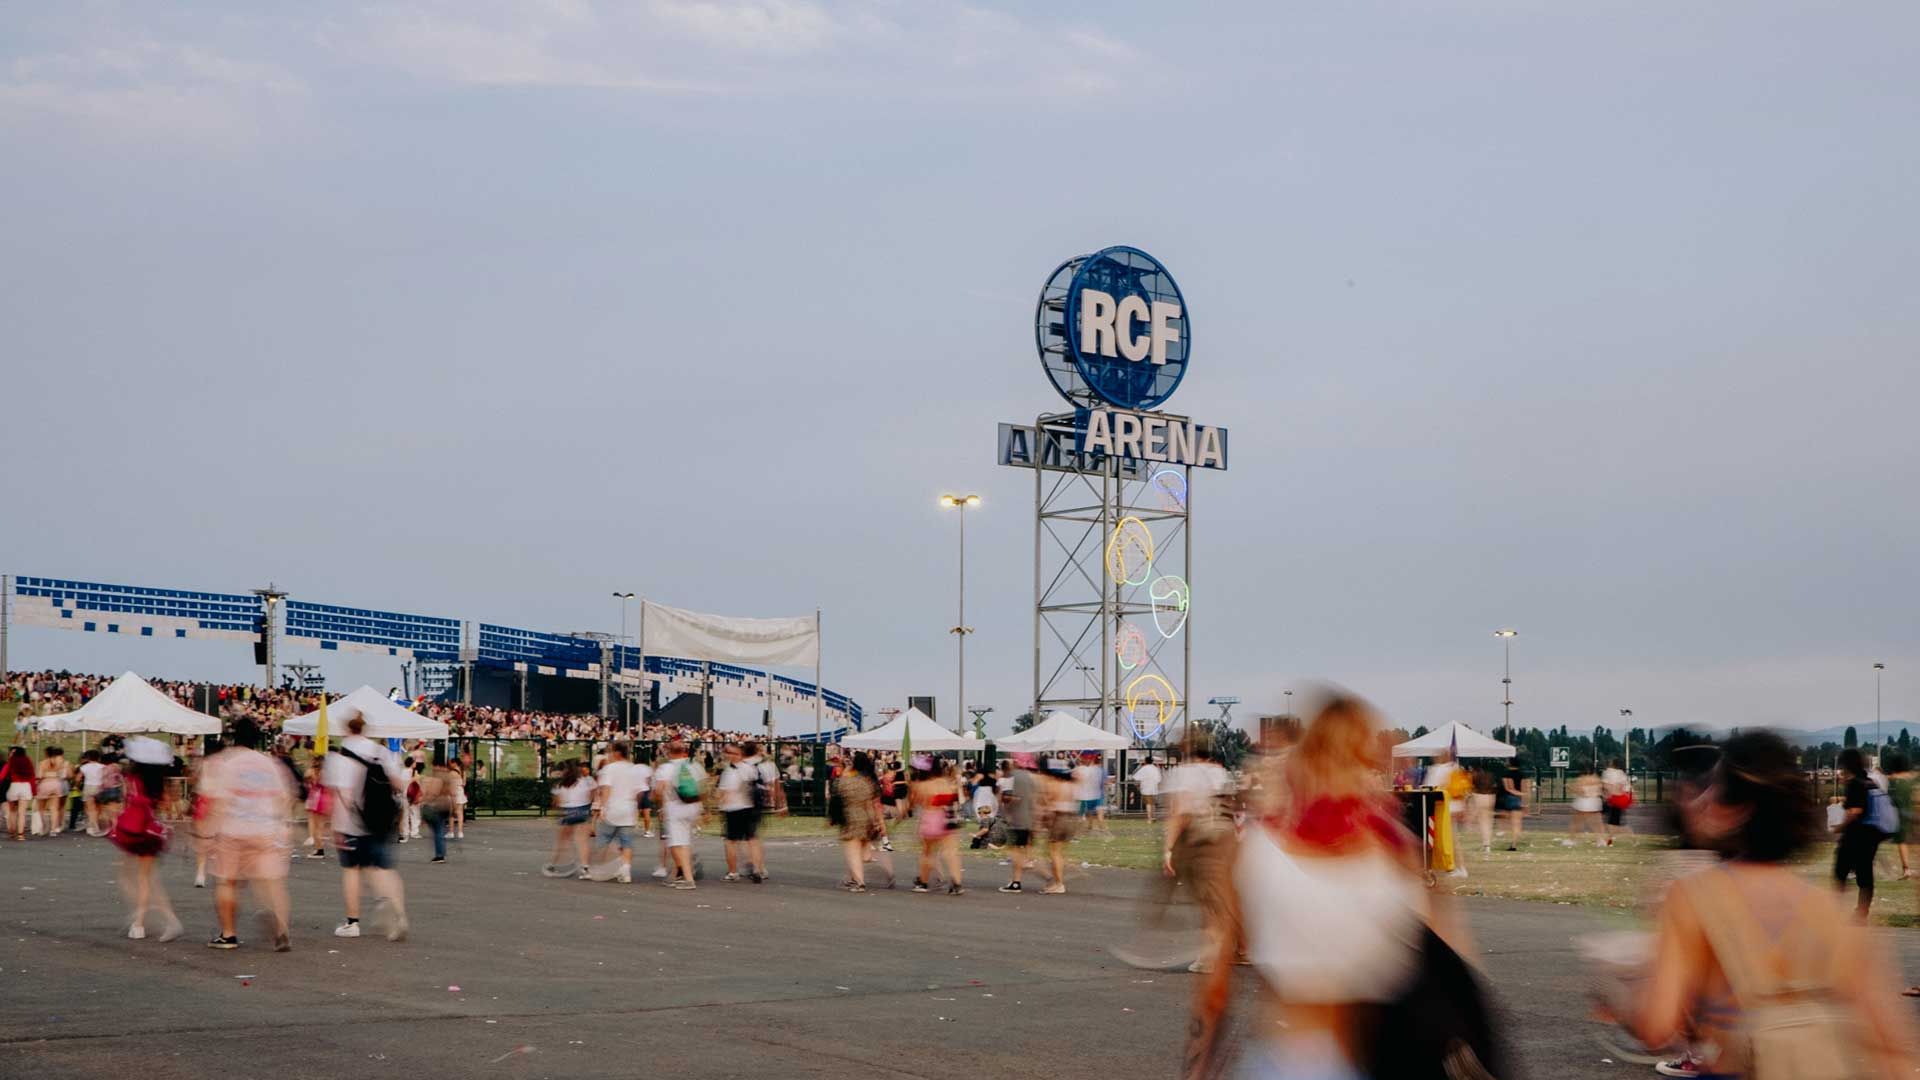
[{"left": 3, "top": 819, "right": 1916, "bottom": 1079}]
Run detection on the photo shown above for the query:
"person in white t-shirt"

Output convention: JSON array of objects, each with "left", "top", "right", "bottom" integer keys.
[
  {"left": 544, "top": 758, "right": 597, "bottom": 879},
  {"left": 78, "top": 750, "right": 107, "bottom": 836},
  {"left": 588, "top": 742, "right": 643, "bottom": 884},
  {"left": 1599, "top": 759, "right": 1633, "bottom": 846},
  {"left": 653, "top": 741, "right": 706, "bottom": 889},
  {"left": 1134, "top": 758, "right": 1164, "bottom": 822},
  {"left": 322, "top": 716, "right": 409, "bottom": 941},
  {"left": 717, "top": 741, "right": 775, "bottom": 883}
]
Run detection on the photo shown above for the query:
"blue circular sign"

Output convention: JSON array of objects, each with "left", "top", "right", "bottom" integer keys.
[{"left": 1044, "top": 246, "right": 1189, "bottom": 411}]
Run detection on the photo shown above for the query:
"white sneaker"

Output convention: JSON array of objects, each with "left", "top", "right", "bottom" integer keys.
[
  {"left": 723, "top": 872, "right": 740, "bottom": 882},
  {"left": 128, "top": 924, "right": 146, "bottom": 940},
  {"left": 616, "top": 868, "right": 632, "bottom": 884},
  {"left": 333, "top": 921, "right": 362, "bottom": 938},
  {"left": 387, "top": 915, "right": 408, "bottom": 942},
  {"left": 641, "top": 831, "right": 654, "bottom": 838},
  {"left": 650, "top": 866, "right": 669, "bottom": 879}
]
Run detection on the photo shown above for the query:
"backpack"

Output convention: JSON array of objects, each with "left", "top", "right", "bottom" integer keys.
[
  {"left": 1684, "top": 868, "right": 1875, "bottom": 1080},
  {"left": 750, "top": 762, "right": 777, "bottom": 811},
  {"left": 673, "top": 761, "right": 701, "bottom": 803},
  {"left": 1865, "top": 782, "right": 1899, "bottom": 835},
  {"left": 338, "top": 747, "right": 399, "bottom": 837}
]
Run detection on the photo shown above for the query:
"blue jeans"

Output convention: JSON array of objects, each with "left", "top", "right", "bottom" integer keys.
[{"left": 425, "top": 808, "right": 448, "bottom": 859}]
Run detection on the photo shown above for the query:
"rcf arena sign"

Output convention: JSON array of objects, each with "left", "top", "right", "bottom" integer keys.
[{"left": 1001, "top": 245, "right": 1229, "bottom": 472}]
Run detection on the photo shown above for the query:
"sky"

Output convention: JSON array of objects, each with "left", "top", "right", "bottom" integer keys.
[{"left": 3, "top": 1, "right": 1917, "bottom": 738}]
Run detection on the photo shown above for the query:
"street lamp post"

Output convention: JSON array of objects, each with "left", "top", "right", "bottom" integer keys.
[
  {"left": 613, "top": 592, "right": 636, "bottom": 731},
  {"left": 940, "top": 494, "right": 981, "bottom": 735},
  {"left": 1873, "top": 662, "right": 1886, "bottom": 754},
  {"left": 1283, "top": 688, "right": 1294, "bottom": 721},
  {"left": 1619, "top": 708, "right": 1633, "bottom": 776},
  {"left": 1494, "top": 629, "right": 1518, "bottom": 742}
]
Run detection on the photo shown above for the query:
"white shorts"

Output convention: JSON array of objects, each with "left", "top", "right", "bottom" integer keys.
[
  {"left": 1572, "top": 797, "right": 1603, "bottom": 813},
  {"left": 664, "top": 815, "right": 695, "bottom": 849},
  {"left": 6, "top": 783, "right": 34, "bottom": 803}
]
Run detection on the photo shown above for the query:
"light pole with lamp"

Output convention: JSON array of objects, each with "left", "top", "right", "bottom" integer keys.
[
  {"left": 940, "top": 493, "right": 981, "bottom": 735},
  {"left": 1619, "top": 708, "right": 1633, "bottom": 778},
  {"left": 1283, "top": 688, "right": 1294, "bottom": 723},
  {"left": 613, "top": 592, "right": 636, "bottom": 731},
  {"left": 1494, "top": 629, "right": 1517, "bottom": 743},
  {"left": 1873, "top": 662, "right": 1885, "bottom": 756}
]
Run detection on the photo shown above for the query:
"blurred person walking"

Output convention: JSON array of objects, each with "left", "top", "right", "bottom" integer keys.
[
  {"left": 1569, "top": 770, "right": 1604, "bottom": 844},
  {"left": 832, "top": 751, "right": 891, "bottom": 892},
  {"left": 1075, "top": 753, "right": 1111, "bottom": 837},
  {"left": 1185, "top": 693, "right": 1501, "bottom": 1080},
  {"left": 1616, "top": 731, "right": 1914, "bottom": 1077},
  {"left": 717, "top": 741, "right": 774, "bottom": 883},
  {"left": 587, "top": 742, "right": 643, "bottom": 883},
  {"left": 198, "top": 719, "right": 296, "bottom": 951},
  {"left": 303, "top": 760, "right": 330, "bottom": 858},
  {"left": 654, "top": 741, "right": 706, "bottom": 889},
  {"left": 1833, "top": 748, "right": 1885, "bottom": 921},
  {"left": 1497, "top": 755, "right": 1529, "bottom": 850},
  {"left": 34, "top": 746, "right": 71, "bottom": 836},
  {"left": 112, "top": 738, "right": 182, "bottom": 942},
  {"left": 324, "top": 716, "right": 409, "bottom": 941},
  {"left": 77, "top": 749, "right": 106, "bottom": 835},
  {"left": 6, "top": 745, "right": 39, "bottom": 838},
  {"left": 1134, "top": 756, "right": 1164, "bottom": 822},
  {"left": 1600, "top": 758, "right": 1634, "bottom": 846},
  {"left": 1040, "top": 758, "right": 1080, "bottom": 894},
  {"left": 997, "top": 755, "right": 1039, "bottom": 893},
  {"left": 449, "top": 754, "right": 469, "bottom": 840},
  {"left": 1162, "top": 743, "right": 1237, "bottom": 973},
  {"left": 543, "top": 758, "right": 595, "bottom": 879},
  {"left": 911, "top": 757, "right": 964, "bottom": 895},
  {"left": 1468, "top": 764, "right": 1497, "bottom": 853},
  {"left": 419, "top": 759, "right": 453, "bottom": 864}
]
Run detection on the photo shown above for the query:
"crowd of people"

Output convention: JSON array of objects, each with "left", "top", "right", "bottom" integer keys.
[
  {"left": 9, "top": 666, "right": 1920, "bottom": 1076},
  {"left": 3, "top": 669, "right": 770, "bottom": 747}
]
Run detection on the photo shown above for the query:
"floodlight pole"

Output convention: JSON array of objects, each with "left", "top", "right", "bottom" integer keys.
[
  {"left": 1873, "top": 662, "right": 1885, "bottom": 753},
  {"left": 1, "top": 574, "right": 10, "bottom": 686},
  {"left": 252, "top": 584, "right": 288, "bottom": 690}
]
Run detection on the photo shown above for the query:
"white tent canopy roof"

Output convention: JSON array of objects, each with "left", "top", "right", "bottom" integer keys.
[
  {"left": 839, "top": 708, "right": 975, "bottom": 752},
  {"left": 34, "top": 672, "right": 222, "bottom": 736},
  {"left": 284, "top": 686, "right": 450, "bottom": 741},
  {"left": 1391, "top": 721, "right": 1516, "bottom": 759},
  {"left": 998, "top": 711, "right": 1132, "bottom": 752}
]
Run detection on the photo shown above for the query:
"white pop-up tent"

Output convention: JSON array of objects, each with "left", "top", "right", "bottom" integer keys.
[
  {"left": 34, "top": 672, "right": 222, "bottom": 736},
  {"left": 998, "top": 711, "right": 1132, "bottom": 753},
  {"left": 283, "top": 686, "right": 450, "bottom": 741},
  {"left": 839, "top": 707, "right": 976, "bottom": 752},
  {"left": 1391, "top": 721, "right": 1516, "bottom": 759}
]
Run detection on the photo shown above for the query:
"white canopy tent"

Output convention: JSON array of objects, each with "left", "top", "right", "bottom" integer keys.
[
  {"left": 998, "top": 711, "right": 1132, "bottom": 753},
  {"left": 839, "top": 708, "right": 976, "bottom": 752},
  {"left": 1391, "top": 721, "right": 1516, "bottom": 759},
  {"left": 283, "top": 686, "right": 450, "bottom": 741},
  {"left": 34, "top": 672, "right": 222, "bottom": 736}
]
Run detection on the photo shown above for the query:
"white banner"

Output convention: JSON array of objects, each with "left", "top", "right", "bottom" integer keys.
[{"left": 641, "top": 601, "right": 818, "bottom": 667}]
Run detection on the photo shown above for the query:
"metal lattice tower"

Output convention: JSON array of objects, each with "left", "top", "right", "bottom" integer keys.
[{"left": 1031, "top": 410, "right": 1191, "bottom": 743}]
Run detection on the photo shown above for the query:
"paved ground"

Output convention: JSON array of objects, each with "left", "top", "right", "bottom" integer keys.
[{"left": 2, "top": 820, "right": 1915, "bottom": 1079}]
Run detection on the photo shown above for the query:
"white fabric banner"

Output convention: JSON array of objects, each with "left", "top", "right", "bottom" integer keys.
[{"left": 641, "top": 601, "right": 819, "bottom": 667}]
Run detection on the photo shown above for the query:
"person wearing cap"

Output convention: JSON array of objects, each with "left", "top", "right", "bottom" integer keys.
[{"left": 997, "top": 754, "right": 1041, "bottom": 893}]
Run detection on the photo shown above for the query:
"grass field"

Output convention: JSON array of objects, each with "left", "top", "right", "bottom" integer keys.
[{"left": 759, "top": 812, "right": 1920, "bottom": 926}]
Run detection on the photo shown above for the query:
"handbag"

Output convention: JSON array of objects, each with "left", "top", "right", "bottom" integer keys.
[
  {"left": 1605, "top": 792, "right": 1633, "bottom": 810},
  {"left": 1363, "top": 927, "right": 1509, "bottom": 1079}
]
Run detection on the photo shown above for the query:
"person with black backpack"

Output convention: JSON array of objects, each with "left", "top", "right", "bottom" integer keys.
[{"left": 321, "top": 716, "right": 409, "bottom": 941}]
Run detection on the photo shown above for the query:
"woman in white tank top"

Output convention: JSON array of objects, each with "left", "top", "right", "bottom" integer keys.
[{"left": 1187, "top": 692, "right": 1455, "bottom": 1080}]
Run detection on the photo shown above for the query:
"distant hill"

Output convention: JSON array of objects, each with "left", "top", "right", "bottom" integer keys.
[{"left": 1774, "top": 722, "right": 1917, "bottom": 747}]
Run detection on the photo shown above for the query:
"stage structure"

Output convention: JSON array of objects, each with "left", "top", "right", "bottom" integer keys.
[
  {"left": 1001, "top": 247, "right": 1230, "bottom": 745},
  {"left": 2, "top": 576, "right": 860, "bottom": 734}
]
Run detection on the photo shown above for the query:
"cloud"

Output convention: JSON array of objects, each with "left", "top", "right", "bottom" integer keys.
[
  {"left": 0, "top": 41, "right": 305, "bottom": 141},
  {"left": 0, "top": 1, "right": 1156, "bottom": 143}
]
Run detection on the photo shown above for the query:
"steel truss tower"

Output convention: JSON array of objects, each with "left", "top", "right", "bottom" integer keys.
[{"left": 1031, "top": 410, "right": 1191, "bottom": 744}]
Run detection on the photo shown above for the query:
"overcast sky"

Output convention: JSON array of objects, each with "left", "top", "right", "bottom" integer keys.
[{"left": 4, "top": 2, "right": 1916, "bottom": 737}]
